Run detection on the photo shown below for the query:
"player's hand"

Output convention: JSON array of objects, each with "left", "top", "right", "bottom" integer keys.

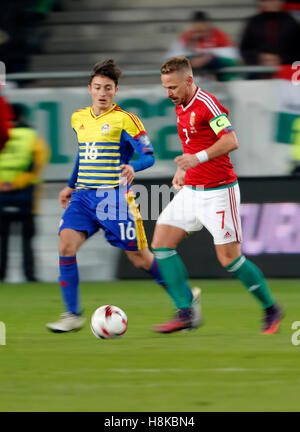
[
  {"left": 172, "top": 168, "right": 186, "bottom": 190},
  {"left": 175, "top": 154, "right": 199, "bottom": 170},
  {"left": 59, "top": 186, "right": 74, "bottom": 209},
  {"left": 120, "top": 164, "right": 135, "bottom": 186}
]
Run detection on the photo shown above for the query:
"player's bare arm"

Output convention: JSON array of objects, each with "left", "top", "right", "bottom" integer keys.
[
  {"left": 175, "top": 131, "right": 238, "bottom": 170},
  {"left": 59, "top": 186, "right": 75, "bottom": 209}
]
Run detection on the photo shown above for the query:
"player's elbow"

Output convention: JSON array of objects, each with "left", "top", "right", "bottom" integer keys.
[
  {"left": 231, "top": 140, "right": 239, "bottom": 151},
  {"left": 228, "top": 132, "right": 239, "bottom": 152},
  {"left": 131, "top": 153, "right": 155, "bottom": 173},
  {"left": 145, "top": 153, "right": 155, "bottom": 168}
]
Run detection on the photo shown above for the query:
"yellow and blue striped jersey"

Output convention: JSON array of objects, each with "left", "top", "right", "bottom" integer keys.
[{"left": 71, "top": 104, "right": 153, "bottom": 189}]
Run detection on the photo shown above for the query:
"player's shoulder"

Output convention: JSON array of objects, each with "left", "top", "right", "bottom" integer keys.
[
  {"left": 72, "top": 106, "right": 90, "bottom": 119},
  {"left": 71, "top": 106, "right": 90, "bottom": 128},
  {"left": 113, "top": 105, "right": 144, "bottom": 130},
  {"left": 114, "top": 105, "right": 141, "bottom": 121},
  {"left": 195, "top": 89, "right": 227, "bottom": 116},
  {"left": 197, "top": 89, "right": 220, "bottom": 104}
]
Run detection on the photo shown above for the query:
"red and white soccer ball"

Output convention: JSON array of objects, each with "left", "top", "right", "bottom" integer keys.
[{"left": 90, "top": 305, "right": 128, "bottom": 339}]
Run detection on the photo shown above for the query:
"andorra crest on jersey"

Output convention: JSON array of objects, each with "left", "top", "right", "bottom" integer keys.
[
  {"left": 139, "top": 134, "right": 151, "bottom": 146},
  {"left": 190, "top": 112, "right": 197, "bottom": 133},
  {"left": 101, "top": 123, "right": 111, "bottom": 134}
]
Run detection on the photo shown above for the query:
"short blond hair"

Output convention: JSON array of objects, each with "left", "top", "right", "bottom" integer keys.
[{"left": 161, "top": 56, "right": 192, "bottom": 75}]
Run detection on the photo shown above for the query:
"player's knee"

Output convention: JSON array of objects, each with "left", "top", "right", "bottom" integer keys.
[
  {"left": 151, "top": 227, "right": 165, "bottom": 249},
  {"left": 217, "top": 253, "right": 235, "bottom": 268},
  {"left": 151, "top": 239, "right": 161, "bottom": 249},
  {"left": 151, "top": 239, "right": 178, "bottom": 249},
  {"left": 219, "top": 258, "right": 231, "bottom": 268},
  {"left": 151, "top": 237, "right": 172, "bottom": 249},
  {"left": 216, "top": 243, "right": 241, "bottom": 268},
  {"left": 151, "top": 229, "right": 182, "bottom": 249},
  {"left": 58, "top": 241, "right": 77, "bottom": 257}
]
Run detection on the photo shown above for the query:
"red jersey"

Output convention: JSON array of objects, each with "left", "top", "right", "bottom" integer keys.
[
  {"left": 176, "top": 87, "right": 237, "bottom": 189},
  {"left": 179, "top": 28, "right": 234, "bottom": 50},
  {"left": 273, "top": 64, "right": 295, "bottom": 80}
]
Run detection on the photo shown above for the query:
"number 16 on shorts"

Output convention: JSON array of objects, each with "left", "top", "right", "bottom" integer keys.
[{"left": 118, "top": 221, "right": 136, "bottom": 241}]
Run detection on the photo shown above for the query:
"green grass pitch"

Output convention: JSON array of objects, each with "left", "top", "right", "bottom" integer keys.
[{"left": 0, "top": 279, "right": 299, "bottom": 412}]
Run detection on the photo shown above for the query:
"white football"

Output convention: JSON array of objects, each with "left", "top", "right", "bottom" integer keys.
[{"left": 90, "top": 305, "right": 128, "bottom": 339}]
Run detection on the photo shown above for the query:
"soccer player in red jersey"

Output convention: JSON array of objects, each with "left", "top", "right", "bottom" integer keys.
[{"left": 151, "top": 56, "right": 282, "bottom": 335}]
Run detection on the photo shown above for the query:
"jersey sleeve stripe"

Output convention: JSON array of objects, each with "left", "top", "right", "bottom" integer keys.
[
  {"left": 197, "top": 96, "right": 220, "bottom": 117},
  {"left": 125, "top": 112, "right": 144, "bottom": 132},
  {"left": 197, "top": 95, "right": 221, "bottom": 117},
  {"left": 199, "top": 91, "right": 222, "bottom": 115},
  {"left": 198, "top": 92, "right": 222, "bottom": 117},
  {"left": 114, "top": 108, "right": 144, "bottom": 132},
  {"left": 130, "top": 113, "right": 145, "bottom": 131},
  {"left": 74, "top": 107, "right": 87, "bottom": 113}
]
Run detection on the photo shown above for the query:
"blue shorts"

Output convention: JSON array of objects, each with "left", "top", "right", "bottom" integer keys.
[{"left": 59, "top": 187, "right": 148, "bottom": 251}]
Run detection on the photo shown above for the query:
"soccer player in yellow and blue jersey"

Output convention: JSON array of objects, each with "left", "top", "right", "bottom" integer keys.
[{"left": 46, "top": 59, "right": 165, "bottom": 332}]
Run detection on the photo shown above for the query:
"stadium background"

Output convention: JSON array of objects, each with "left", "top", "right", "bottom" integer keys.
[{"left": 1, "top": 0, "right": 300, "bottom": 414}]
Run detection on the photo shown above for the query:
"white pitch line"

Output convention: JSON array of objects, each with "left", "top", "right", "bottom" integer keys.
[{"left": 109, "top": 368, "right": 300, "bottom": 373}]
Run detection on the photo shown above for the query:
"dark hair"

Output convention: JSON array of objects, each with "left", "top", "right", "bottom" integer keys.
[
  {"left": 258, "top": 44, "right": 280, "bottom": 55},
  {"left": 11, "top": 103, "right": 28, "bottom": 121},
  {"left": 192, "top": 11, "right": 210, "bottom": 22},
  {"left": 161, "top": 56, "right": 192, "bottom": 74},
  {"left": 89, "top": 59, "right": 122, "bottom": 86}
]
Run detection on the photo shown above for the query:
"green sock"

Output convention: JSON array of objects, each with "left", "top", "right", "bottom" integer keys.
[
  {"left": 153, "top": 248, "right": 193, "bottom": 309},
  {"left": 225, "top": 255, "right": 275, "bottom": 309}
]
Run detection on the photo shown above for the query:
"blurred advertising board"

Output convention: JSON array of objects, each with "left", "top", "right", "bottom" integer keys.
[{"left": 117, "top": 176, "right": 300, "bottom": 278}]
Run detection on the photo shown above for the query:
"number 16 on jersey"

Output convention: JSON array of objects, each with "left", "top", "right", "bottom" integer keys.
[{"left": 85, "top": 142, "right": 98, "bottom": 160}]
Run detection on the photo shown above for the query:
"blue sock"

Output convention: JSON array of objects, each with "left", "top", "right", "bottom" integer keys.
[
  {"left": 147, "top": 257, "right": 166, "bottom": 287},
  {"left": 59, "top": 256, "right": 80, "bottom": 315}
]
